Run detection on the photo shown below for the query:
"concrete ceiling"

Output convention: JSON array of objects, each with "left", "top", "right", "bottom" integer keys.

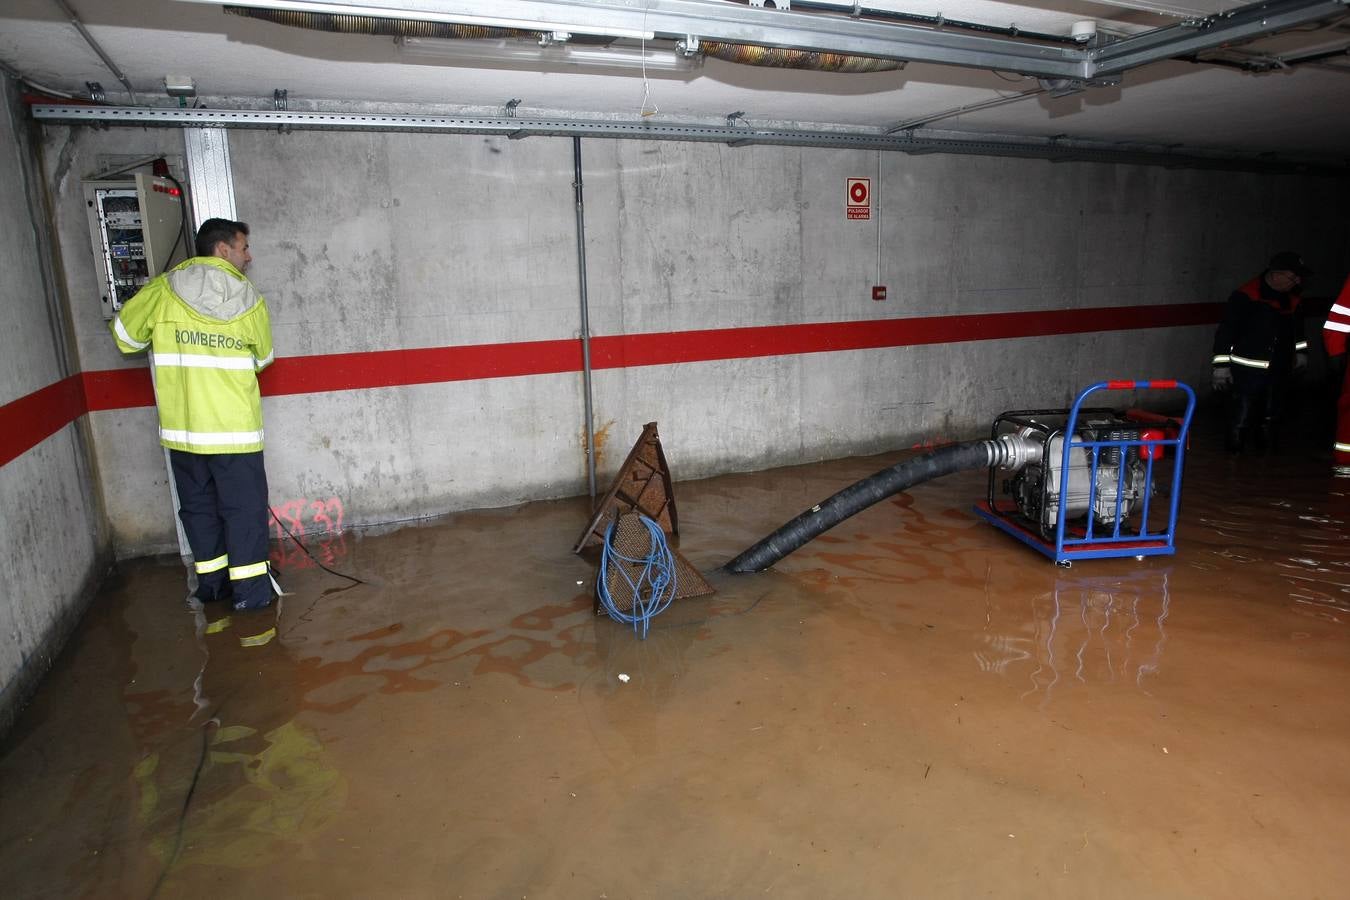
[{"left": 2, "top": 0, "right": 1348, "bottom": 164}]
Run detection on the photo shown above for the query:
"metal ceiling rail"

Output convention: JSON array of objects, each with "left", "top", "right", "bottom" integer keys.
[
  {"left": 30, "top": 104, "right": 1345, "bottom": 173},
  {"left": 184, "top": 0, "right": 1090, "bottom": 80},
  {"left": 1090, "top": 0, "right": 1350, "bottom": 75},
  {"left": 180, "top": 0, "right": 1350, "bottom": 80}
]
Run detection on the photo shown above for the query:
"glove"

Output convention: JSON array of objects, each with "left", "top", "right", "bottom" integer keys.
[
  {"left": 1293, "top": 351, "right": 1308, "bottom": 374},
  {"left": 1211, "top": 365, "right": 1233, "bottom": 391}
]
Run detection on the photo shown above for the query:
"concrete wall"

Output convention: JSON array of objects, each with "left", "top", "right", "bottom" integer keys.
[
  {"left": 44, "top": 125, "right": 207, "bottom": 556},
  {"left": 0, "top": 78, "right": 108, "bottom": 733},
  {"left": 43, "top": 123, "right": 1350, "bottom": 557}
]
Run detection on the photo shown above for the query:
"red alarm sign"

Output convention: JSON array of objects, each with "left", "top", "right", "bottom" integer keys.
[{"left": 847, "top": 177, "right": 870, "bottom": 220}]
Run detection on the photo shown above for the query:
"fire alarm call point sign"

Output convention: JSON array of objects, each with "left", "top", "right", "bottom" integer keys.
[{"left": 847, "top": 177, "right": 870, "bottom": 220}]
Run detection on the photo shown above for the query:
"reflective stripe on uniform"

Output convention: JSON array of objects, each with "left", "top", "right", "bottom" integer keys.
[
  {"left": 1331, "top": 303, "right": 1350, "bottom": 317},
  {"left": 1229, "top": 354, "right": 1271, "bottom": 369},
  {"left": 152, "top": 352, "right": 257, "bottom": 370},
  {"left": 255, "top": 351, "right": 275, "bottom": 370},
  {"left": 195, "top": 553, "right": 228, "bottom": 574},
  {"left": 1212, "top": 355, "right": 1232, "bottom": 365},
  {"left": 239, "top": 626, "right": 276, "bottom": 647},
  {"left": 1295, "top": 341, "right": 1309, "bottom": 351},
  {"left": 113, "top": 316, "right": 150, "bottom": 350},
  {"left": 160, "top": 428, "right": 265, "bottom": 447},
  {"left": 229, "top": 561, "right": 270, "bottom": 581},
  {"left": 1326, "top": 320, "right": 1350, "bottom": 334},
  {"left": 1337, "top": 442, "right": 1350, "bottom": 453}
]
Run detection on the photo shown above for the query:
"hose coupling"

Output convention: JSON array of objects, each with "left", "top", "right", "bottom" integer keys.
[{"left": 986, "top": 432, "right": 1043, "bottom": 471}]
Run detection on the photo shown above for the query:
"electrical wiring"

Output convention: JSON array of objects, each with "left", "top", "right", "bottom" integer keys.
[
  {"left": 0, "top": 58, "right": 77, "bottom": 99},
  {"left": 638, "top": 2, "right": 658, "bottom": 117},
  {"left": 269, "top": 508, "right": 366, "bottom": 586},
  {"left": 597, "top": 515, "right": 677, "bottom": 639},
  {"left": 161, "top": 170, "right": 191, "bottom": 274}
]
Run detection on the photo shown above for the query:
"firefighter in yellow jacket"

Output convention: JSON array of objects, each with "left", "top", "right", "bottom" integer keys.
[{"left": 111, "top": 218, "right": 276, "bottom": 615}]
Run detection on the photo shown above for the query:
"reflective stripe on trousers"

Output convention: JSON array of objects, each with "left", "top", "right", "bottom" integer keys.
[
  {"left": 194, "top": 554, "right": 228, "bottom": 574},
  {"left": 229, "top": 561, "right": 269, "bottom": 581}
]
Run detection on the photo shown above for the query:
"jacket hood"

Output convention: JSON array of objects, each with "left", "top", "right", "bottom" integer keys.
[{"left": 168, "top": 258, "right": 261, "bottom": 321}]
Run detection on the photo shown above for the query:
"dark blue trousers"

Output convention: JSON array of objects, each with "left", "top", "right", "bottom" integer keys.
[
  {"left": 169, "top": 450, "right": 272, "bottom": 609},
  {"left": 1227, "top": 367, "right": 1286, "bottom": 452}
]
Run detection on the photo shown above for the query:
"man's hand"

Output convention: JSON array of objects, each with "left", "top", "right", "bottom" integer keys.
[
  {"left": 1294, "top": 350, "right": 1308, "bottom": 374},
  {"left": 1211, "top": 365, "right": 1233, "bottom": 391}
]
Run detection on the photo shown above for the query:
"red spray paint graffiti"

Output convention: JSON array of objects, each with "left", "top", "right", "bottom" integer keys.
[{"left": 269, "top": 497, "right": 347, "bottom": 573}]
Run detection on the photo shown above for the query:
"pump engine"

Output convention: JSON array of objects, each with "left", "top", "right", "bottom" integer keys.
[
  {"left": 1009, "top": 417, "right": 1153, "bottom": 536},
  {"left": 987, "top": 409, "right": 1164, "bottom": 540}
]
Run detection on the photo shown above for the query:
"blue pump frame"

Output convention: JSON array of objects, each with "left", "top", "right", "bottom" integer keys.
[{"left": 973, "top": 380, "right": 1196, "bottom": 566}]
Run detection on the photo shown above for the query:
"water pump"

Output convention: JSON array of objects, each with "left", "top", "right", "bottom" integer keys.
[
  {"left": 725, "top": 380, "right": 1194, "bottom": 573},
  {"left": 975, "top": 380, "right": 1195, "bottom": 565}
]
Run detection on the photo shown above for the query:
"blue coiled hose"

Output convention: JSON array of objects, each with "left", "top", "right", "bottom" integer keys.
[{"left": 597, "top": 515, "right": 677, "bottom": 639}]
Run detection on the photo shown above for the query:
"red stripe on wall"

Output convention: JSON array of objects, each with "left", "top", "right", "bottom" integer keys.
[
  {"left": 590, "top": 303, "right": 1222, "bottom": 368},
  {"left": 263, "top": 301, "right": 1221, "bottom": 395},
  {"left": 1, "top": 302, "right": 1222, "bottom": 465},
  {"left": 82, "top": 367, "right": 156, "bottom": 411},
  {"left": 0, "top": 375, "right": 87, "bottom": 467},
  {"left": 260, "top": 337, "right": 585, "bottom": 396}
]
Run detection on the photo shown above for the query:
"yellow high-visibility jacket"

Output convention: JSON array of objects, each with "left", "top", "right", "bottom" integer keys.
[{"left": 110, "top": 256, "right": 274, "bottom": 454}]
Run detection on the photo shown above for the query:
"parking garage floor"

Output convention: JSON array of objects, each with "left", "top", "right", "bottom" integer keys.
[{"left": 2, "top": 428, "right": 1348, "bottom": 898}]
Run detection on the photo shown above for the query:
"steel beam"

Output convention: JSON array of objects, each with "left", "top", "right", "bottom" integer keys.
[
  {"left": 1089, "top": 0, "right": 1350, "bottom": 76},
  {"left": 178, "top": 0, "right": 1090, "bottom": 79},
  {"left": 31, "top": 104, "right": 1345, "bottom": 173},
  {"left": 179, "top": 0, "right": 1350, "bottom": 80},
  {"left": 183, "top": 128, "right": 237, "bottom": 224}
]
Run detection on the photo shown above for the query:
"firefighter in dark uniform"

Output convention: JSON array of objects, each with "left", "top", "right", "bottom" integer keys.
[{"left": 1211, "top": 251, "right": 1311, "bottom": 453}]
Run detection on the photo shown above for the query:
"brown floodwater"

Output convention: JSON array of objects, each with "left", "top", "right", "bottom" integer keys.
[{"left": 2, "top": 422, "right": 1348, "bottom": 898}]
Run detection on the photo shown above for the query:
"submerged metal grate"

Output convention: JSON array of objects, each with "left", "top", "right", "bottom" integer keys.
[
  {"left": 575, "top": 422, "right": 678, "bottom": 553},
  {"left": 596, "top": 512, "right": 714, "bottom": 615}
]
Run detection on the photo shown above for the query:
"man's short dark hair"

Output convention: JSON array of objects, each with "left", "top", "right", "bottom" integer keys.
[{"left": 194, "top": 218, "right": 250, "bottom": 258}]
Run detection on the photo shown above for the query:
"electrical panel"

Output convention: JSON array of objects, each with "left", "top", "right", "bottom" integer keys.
[{"left": 83, "top": 173, "right": 189, "bottom": 319}]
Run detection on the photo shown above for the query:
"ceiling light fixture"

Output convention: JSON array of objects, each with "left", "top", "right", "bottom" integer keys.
[{"left": 397, "top": 36, "right": 702, "bottom": 73}]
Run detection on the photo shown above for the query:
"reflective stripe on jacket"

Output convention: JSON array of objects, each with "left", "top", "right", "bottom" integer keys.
[
  {"left": 110, "top": 256, "right": 273, "bottom": 454},
  {"left": 1212, "top": 276, "right": 1303, "bottom": 372},
  {"left": 1324, "top": 277, "right": 1350, "bottom": 360}
]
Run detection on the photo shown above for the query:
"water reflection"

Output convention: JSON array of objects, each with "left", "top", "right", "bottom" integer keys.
[
  {"left": 134, "top": 716, "right": 347, "bottom": 886},
  {"left": 1185, "top": 452, "right": 1350, "bottom": 619},
  {"left": 978, "top": 570, "right": 1171, "bottom": 705}
]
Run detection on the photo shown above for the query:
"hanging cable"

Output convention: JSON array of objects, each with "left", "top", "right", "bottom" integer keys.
[
  {"left": 885, "top": 86, "right": 1046, "bottom": 133},
  {"left": 638, "top": 1, "right": 658, "bottom": 117},
  {"left": 160, "top": 169, "right": 192, "bottom": 274},
  {"left": 0, "top": 58, "right": 77, "bottom": 99},
  {"left": 597, "top": 515, "right": 677, "bottom": 639},
  {"left": 269, "top": 508, "right": 366, "bottom": 586}
]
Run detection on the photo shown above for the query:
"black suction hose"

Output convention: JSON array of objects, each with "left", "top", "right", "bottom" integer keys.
[{"left": 725, "top": 440, "right": 1002, "bottom": 574}]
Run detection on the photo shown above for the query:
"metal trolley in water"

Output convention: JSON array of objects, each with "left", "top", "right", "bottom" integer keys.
[{"left": 973, "top": 380, "right": 1196, "bottom": 566}]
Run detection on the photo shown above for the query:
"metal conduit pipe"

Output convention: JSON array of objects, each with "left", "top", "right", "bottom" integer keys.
[
  {"left": 885, "top": 87, "right": 1045, "bottom": 133},
  {"left": 700, "top": 40, "right": 906, "bottom": 72},
  {"left": 725, "top": 434, "right": 1042, "bottom": 574},
  {"left": 572, "top": 136, "right": 597, "bottom": 505},
  {"left": 52, "top": 0, "right": 137, "bottom": 103},
  {"left": 1187, "top": 40, "right": 1350, "bottom": 72},
  {"left": 0, "top": 58, "right": 77, "bottom": 99},
  {"left": 790, "top": 0, "right": 1082, "bottom": 46},
  {"left": 226, "top": 5, "right": 920, "bottom": 74},
  {"left": 224, "top": 7, "right": 530, "bottom": 39}
]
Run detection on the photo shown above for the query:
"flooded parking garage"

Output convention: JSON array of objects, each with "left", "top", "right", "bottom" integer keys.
[{"left": 2, "top": 428, "right": 1348, "bottom": 899}]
